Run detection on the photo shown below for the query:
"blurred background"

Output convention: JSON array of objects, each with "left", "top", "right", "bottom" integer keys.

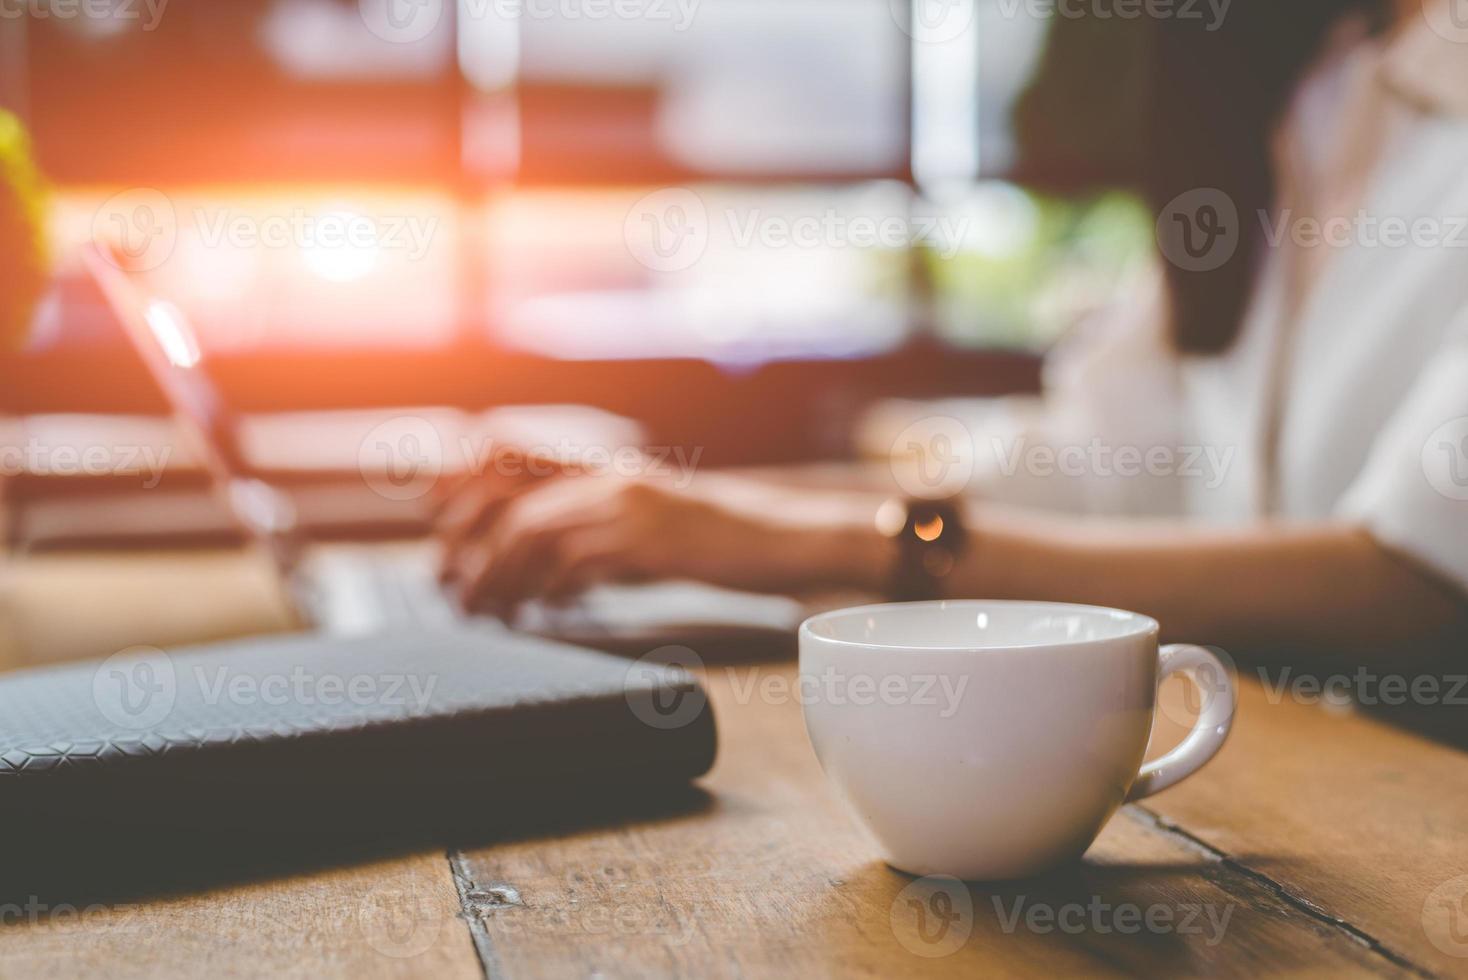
[{"left": 0, "top": 0, "right": 1156, "bottom": 557}]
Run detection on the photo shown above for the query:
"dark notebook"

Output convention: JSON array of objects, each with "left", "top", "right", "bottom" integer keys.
[{"left": 0, "top": 626, "right": 717, "bottom": 835}]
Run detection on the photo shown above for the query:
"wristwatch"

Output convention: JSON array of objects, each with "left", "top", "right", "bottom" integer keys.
[{"left": 878, "top": 496, "right": 970, "bottom": 602}]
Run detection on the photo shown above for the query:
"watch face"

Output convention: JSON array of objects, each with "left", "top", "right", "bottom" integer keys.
[{"left": 891, "top": 498, "right": 966, "bottom": 601}]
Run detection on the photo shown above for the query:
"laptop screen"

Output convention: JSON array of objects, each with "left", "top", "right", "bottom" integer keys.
[{"left": 83, "top": 244, "right": 254, "bottom": 487}]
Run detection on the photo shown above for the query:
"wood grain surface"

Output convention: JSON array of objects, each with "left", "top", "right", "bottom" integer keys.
[
  {"left": 1146, "top": 668, "right": 1468, "bottom": 977},
  {"left": 0, "top": 853, "right": 479, "bottom": 980},
  {"left": 0, "top": 545, "right": 1464, "bottom": 978},
  {"left": 452, "top": 662, "right": 1429, "bottom": 979},
  {"left": 0, "top": 548, "right": 300, "bottom": 667}
]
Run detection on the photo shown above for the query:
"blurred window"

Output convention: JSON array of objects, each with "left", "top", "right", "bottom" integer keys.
[{"left": 18, "top": 0, "right": 1146, "bottom": 359}]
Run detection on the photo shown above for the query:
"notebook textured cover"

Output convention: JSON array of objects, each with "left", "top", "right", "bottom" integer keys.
[{"left": 0, "top": 625, "right": 716, "bottom": 834}]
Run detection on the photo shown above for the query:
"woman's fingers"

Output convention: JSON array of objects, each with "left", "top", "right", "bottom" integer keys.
[
  {"left": 455, "top": 479, "right": 654, "bottom": 614},
  {"left": 427, "top": 470, "right": 477, "bottom": 522},
  {"left": 456, "top": 511, "right": 546, "bottom": 612},
  {"left": 435, "top": 452, "right": 567, "bottom": 580},
  {"left": 491, "top": 526, "right": 630, "bottom": 610},
  {"left": 465, "top": 515, "right": 573, "bottom": 610},
  {"left": 442, "top": 470, "right": 852, "bottom": 614},
  {"left": 454, "top": 480, "right": 595, "bottom": 610},
  {"left": 540, "top": 530, "right": 638, "bottom": 600},
  {"left": 438, "top": 486, "right": 520, "bottom": 584}
]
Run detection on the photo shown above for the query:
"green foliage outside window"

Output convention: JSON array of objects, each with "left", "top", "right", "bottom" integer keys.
[{"left": 0, "top": 109, "right": 49, "bottom": 350}]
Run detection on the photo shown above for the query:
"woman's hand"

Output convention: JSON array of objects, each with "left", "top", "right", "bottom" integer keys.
[{"left": 436, "top": 469, "right": 886, "bottom": 614}]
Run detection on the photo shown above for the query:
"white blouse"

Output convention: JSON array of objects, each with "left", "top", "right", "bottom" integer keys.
[{"left": 970, "top": 8, "right": 1468, "bottom": 595}]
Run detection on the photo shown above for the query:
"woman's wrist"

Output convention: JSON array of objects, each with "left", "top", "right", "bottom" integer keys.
[
  {"left": 806, "top": 519, "right": 893, "bottom": 594},
  {"left": 783, "top": 495, "right": 1002, "bottom": 599},
  {"left": 941, "top": 505, "right": 1053, "bottom": 601},
  {"left": 756, "top": 497, "right": 892, "bottom": 595}
]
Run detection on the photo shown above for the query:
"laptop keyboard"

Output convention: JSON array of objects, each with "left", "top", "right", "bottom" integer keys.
[{"left": 304, "top": 543, "right": 464, "bottom": 634}]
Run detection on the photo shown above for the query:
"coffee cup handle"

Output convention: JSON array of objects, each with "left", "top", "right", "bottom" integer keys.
[{"left": 1126, "top": 644, "right": 1236, "bottom": 801}]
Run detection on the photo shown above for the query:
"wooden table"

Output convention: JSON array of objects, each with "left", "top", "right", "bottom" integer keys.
[
  {"left": 1, "top": 659, "right": 1465, "bottom": 977},
  {"left": 1, "top": 550, "right": 1466, "bottom": 977}
]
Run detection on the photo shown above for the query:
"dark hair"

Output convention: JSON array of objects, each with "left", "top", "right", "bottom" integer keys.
[
  {"left": 1013, "top": 0, "right": 1389, "bottom": 354},
  {"left": 1148, "top": 0, "right": 1389, "bottom": 353}
]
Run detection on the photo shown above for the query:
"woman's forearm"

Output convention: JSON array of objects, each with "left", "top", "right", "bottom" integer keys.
[
  {"left": 941, "top": 507, "right": 1468, "bottom": 661},
  {"left": 715, "top": 476, "right": 1466, "bottom": 661}
]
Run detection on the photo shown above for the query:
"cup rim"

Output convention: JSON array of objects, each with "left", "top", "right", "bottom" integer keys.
[{"left": 798, "top": 599, "right": 1160, "bottom": 653}]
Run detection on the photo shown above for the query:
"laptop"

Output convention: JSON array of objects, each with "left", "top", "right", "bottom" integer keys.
[{"left": 83, "top": 243, "right": 809, "bottom": 652}]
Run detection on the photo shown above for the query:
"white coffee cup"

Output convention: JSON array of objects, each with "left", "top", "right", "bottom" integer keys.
[{"left": 799, "top": 600, "right": 1235, "bottom": 880}]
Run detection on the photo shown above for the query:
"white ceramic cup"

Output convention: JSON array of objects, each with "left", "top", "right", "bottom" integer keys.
[{"left": 799, "top": 600, "right": 1235, "bottom": 880}]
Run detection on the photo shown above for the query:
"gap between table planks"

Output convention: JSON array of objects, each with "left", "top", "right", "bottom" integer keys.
[
  {"left": 0, "top": 657, "right": 1462, "bottom": 977},
  {"left": 451, "top": 661, "right": 1453, "bottom": 979}
]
